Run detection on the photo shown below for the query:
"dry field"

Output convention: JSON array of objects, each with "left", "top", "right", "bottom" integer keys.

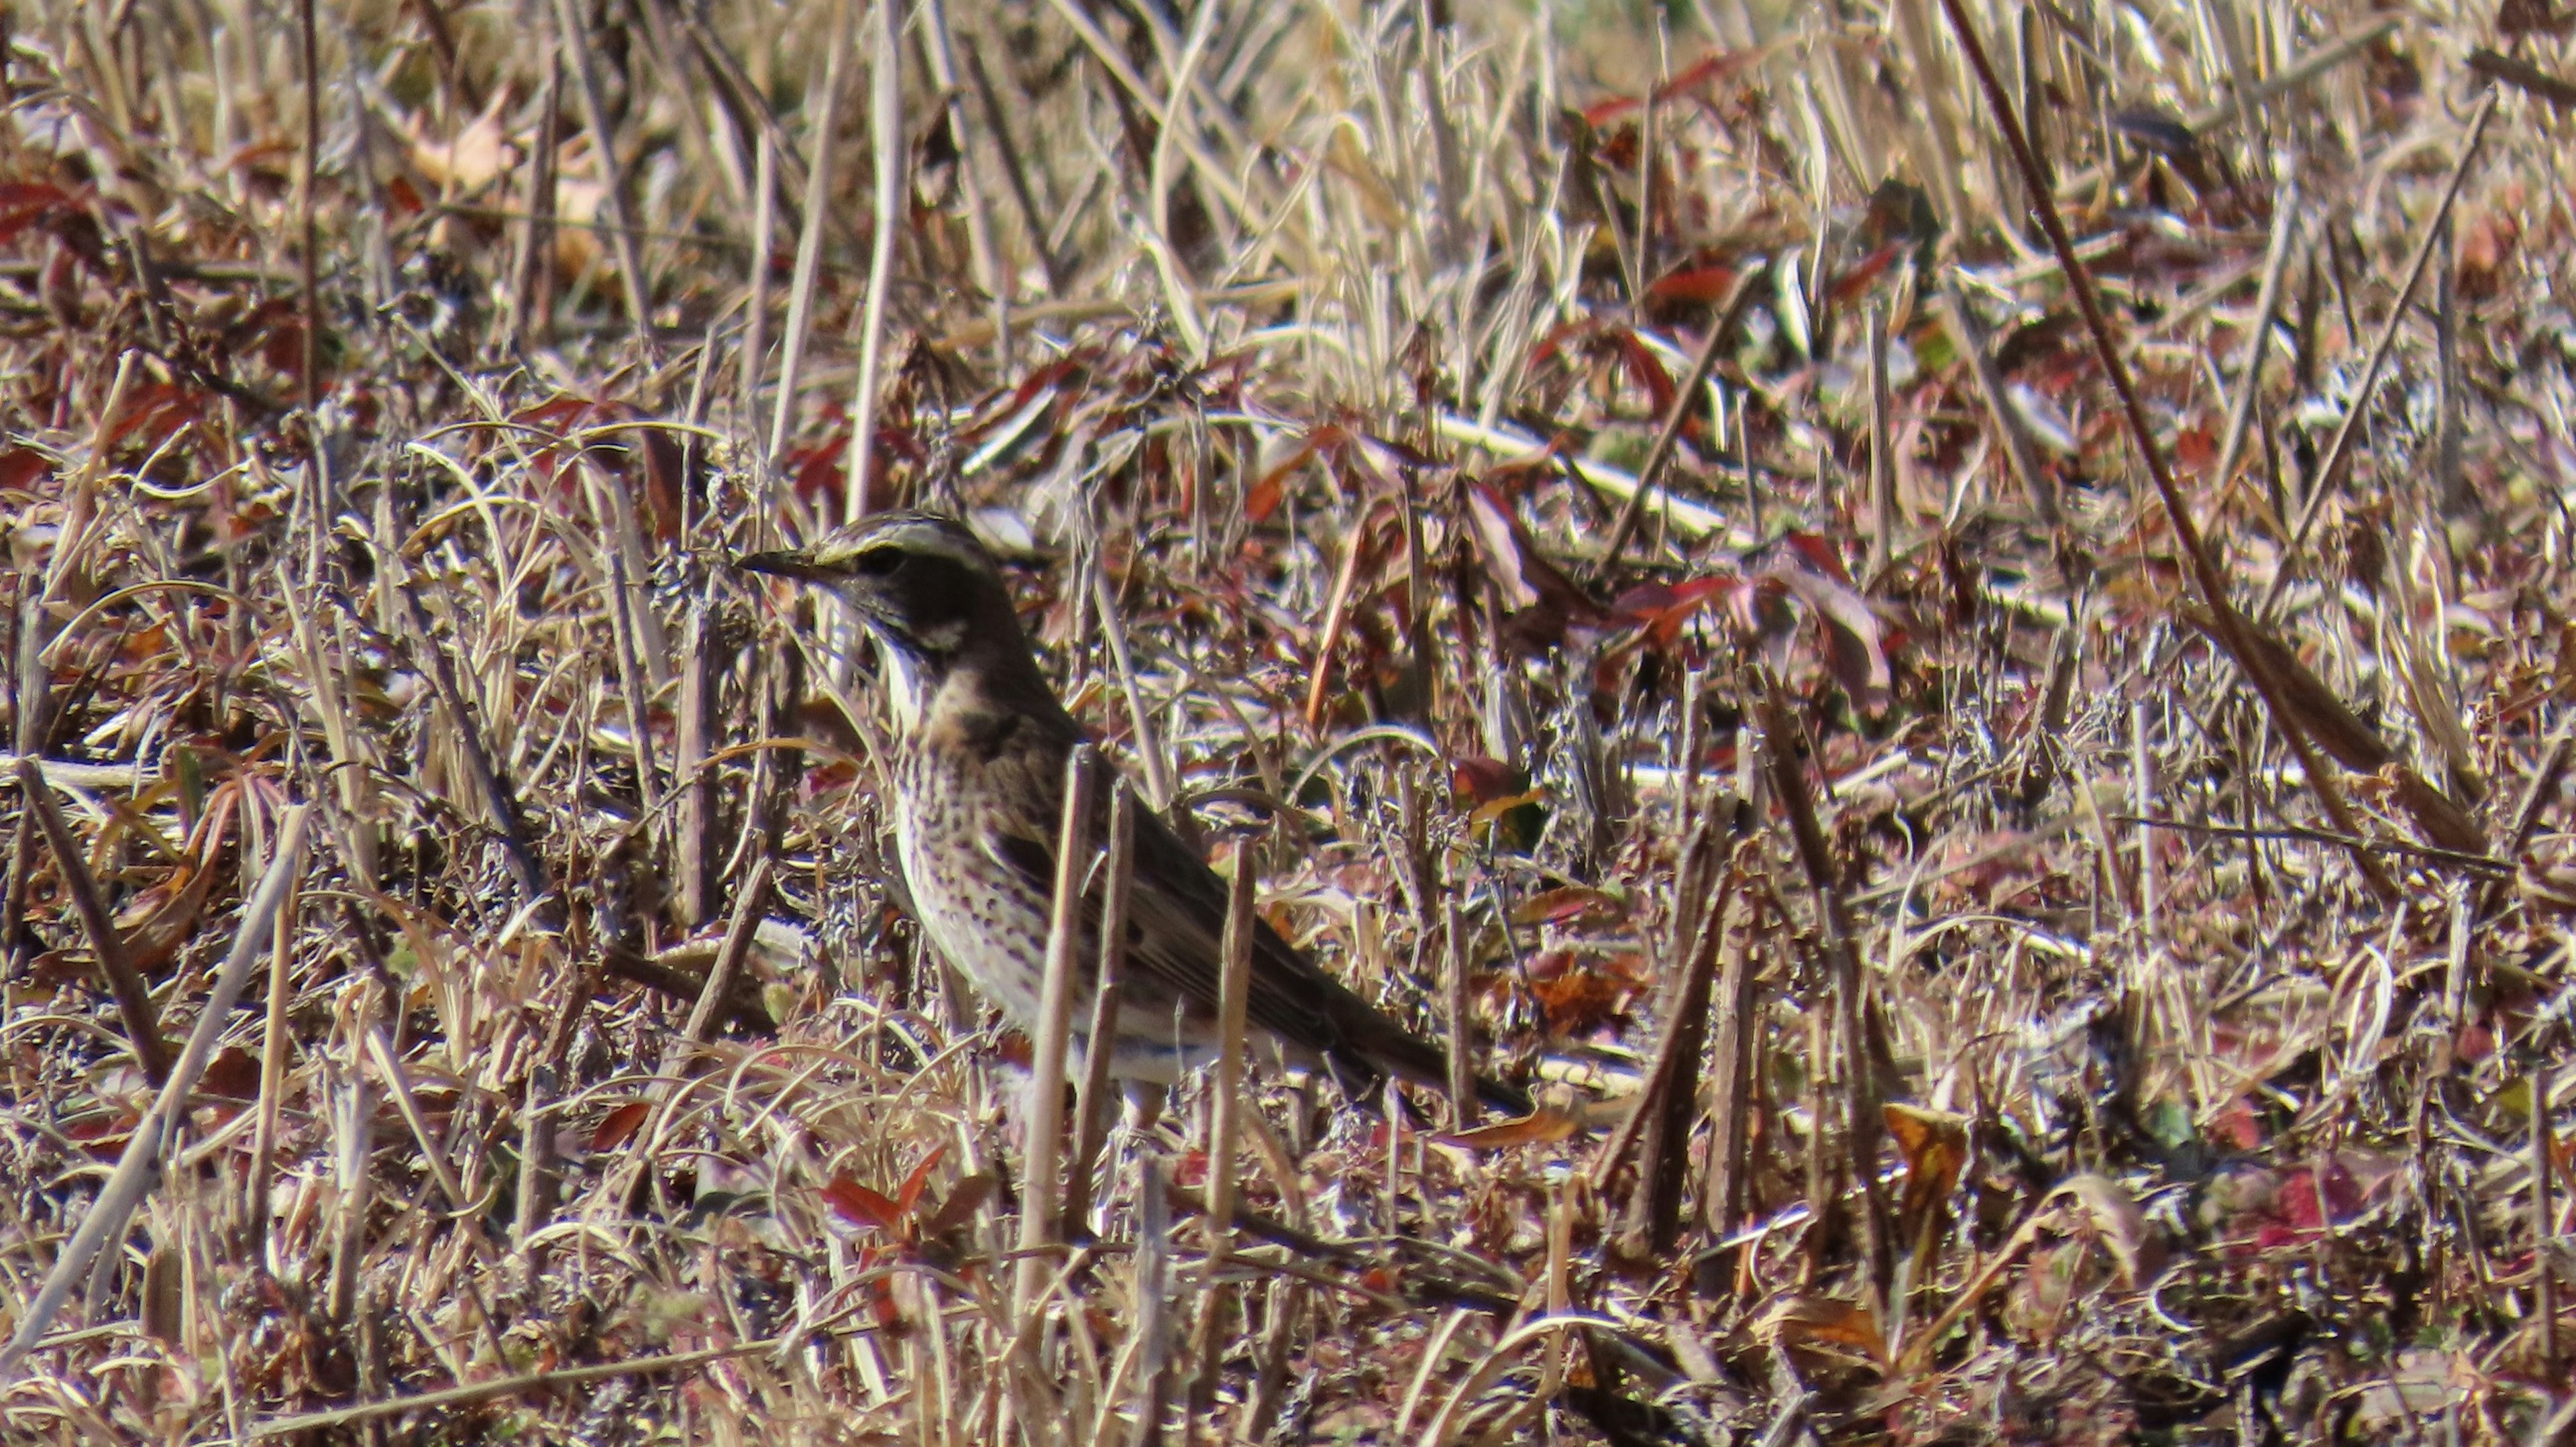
[{"left": 1, "top": 0, "right": 2573, "bottom": 1441}]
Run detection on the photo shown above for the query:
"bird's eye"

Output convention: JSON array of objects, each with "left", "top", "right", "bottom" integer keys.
[{"left": 853, "top": 549, "right": 906, "bottom": 578}]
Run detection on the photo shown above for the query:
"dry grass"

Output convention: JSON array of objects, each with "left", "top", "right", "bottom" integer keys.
[{"left": 3, "top": 0, "right": 2575, "bottom": 1440}]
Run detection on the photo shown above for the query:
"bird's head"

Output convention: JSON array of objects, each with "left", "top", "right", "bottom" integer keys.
[{"left": 738, "top": 511, "right": 1037, "bottom": 723}]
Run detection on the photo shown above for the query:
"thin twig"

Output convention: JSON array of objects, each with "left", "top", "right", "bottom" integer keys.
[
  {"left": 1595, "top": 262, "right": 1765, "bottom": 572},
  {"left": 1016, "top": 746, "right": 1097, "bottom": 1316},
  {"left": 0, "top": 805, "right": 310, "bottom": 1377},
  {"left": 2265, "top": 93, "right": 2498, "bottom": 610},
  {"left": 15, "top": 757, "right": 172, "bottom": 1083}
]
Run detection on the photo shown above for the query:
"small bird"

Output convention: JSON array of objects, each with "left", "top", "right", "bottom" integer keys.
[{"left": 740, "top": 511, "right": 1527, "bottom": 1116}]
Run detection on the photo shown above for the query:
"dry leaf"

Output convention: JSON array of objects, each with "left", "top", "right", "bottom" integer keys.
[{"left": 1440, "top": 1107, "right": 1582, "bottom": 1150}]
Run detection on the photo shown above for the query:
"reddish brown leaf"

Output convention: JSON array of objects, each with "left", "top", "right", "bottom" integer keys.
[
  {"left": 1440, "top": 1107, "right": 1579, "bottom": 1149},
  {"left": 824, "top": 1177, "right": 905, "bottom": 1233},
  {"left": 591, "top": 1100, "right": 651, "bottom": 1152}
]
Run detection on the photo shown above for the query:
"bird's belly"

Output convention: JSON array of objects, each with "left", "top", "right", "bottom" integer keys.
[
  {"left": 893, "top": 802, "right": 1225, "bottom": 1082},
  {"left": 894, "top": 812, "right": 1053, "bottom": 1029}
]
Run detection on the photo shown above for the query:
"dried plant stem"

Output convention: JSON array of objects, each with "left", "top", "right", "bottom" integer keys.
[
  {"left": 1595, "top": 263, "right": 1763, "bottom": 573},
  {"left": 247, "top": 865, "right": 297, "bottom": 1252},
  {"left": 766, "top": 9, "right": 850, "bottom": 466},
  {"left": 2536, "top": 1069, "right": 2559, "bottom": 1372},
  {"left": 1127, "top": 1153, "right": 1173, "bottom": 1447},
  {"left": 1016, "top": 745, "right": 1097, "bottom": 1318},
  {"left": 737, "top": 132, "right": 775, "bottom": 429},
  {"left": 16, "top": 757, "right": 172, "bottom": 1083},
  {"left": 918, "top": 0, "right": 1006, "bottom": 346},
  {"left": 680, "top": 853, "right": 772, "bottom": 1049},
  {"left": 2267, "top": 93, "right": 2496, "bottom": 606},
  {"left": 847, "top": 0, "right": 906, "bottom": 521},
  {"left": 297, "top": 0, "right": 319, "bottom": 405},
  {"left": 1185, "top": 844, "right": 1258, "bottom": 1422},
  {"left": 674, "top": 601, "right": 716, "bottom": 926},
  {"left": 1758, "top": 672, "right": 1890, "bottom": 1309},
  {"left": 1443, "top": 897, "right": 1473, "bottom": 1128},
  {"left": 1935, "top": 278, "right": 2056, "bottom": 528},
  {"left": 1935, "top": 0, "right": 2400, "bottom": 901},
  {"left": 248, "top": 1337, "right": 782, "bottom": 1437},
  {"left": 2210, "top": 180, "right": 2303, "bottom": 531},
  {"left": 1700, "top": 853, "right": 1762, "bottom": 1240},
  {"left": 1619, "top": 839, "right": 1735, "bottom": 1256},
  {"left": 552, "top": 0, "right": 656, "bottom": 339},
  {"left": 1067, "top": 786, "right": 1136, "bottom": 1239},
  {"left": 0, "top": 804, "right": 309, "bottom": 1377},
  {"left": 1867, "top": 301, "right": 1896, "bottom": 578}
]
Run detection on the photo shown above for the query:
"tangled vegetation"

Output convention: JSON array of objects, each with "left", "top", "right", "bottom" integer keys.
[{"left": 2, "top": 0, "right": 2574, "bottom": 1441}]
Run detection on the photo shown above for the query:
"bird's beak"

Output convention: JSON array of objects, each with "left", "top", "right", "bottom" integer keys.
[{"left": 735, "top": 547, "right": 827, "bottom": 583}]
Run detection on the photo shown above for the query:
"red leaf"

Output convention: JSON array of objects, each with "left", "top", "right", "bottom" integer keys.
[
  {"left": 1768, "top": 563, "right": 1890, "bottom": 702},
  {"left": 1613, "top": 330, "right": 1678, "bottom": 419},
  {"left": 591, "top": 1100, "right": 651, "bottom": 1152},
  {"left": 920, "top": 1172, "right": 998, "bottom": 1236},
  {"left": 1450, "top": 755, "right": 1524, "bottom": 806},
  {"left": 824, "top": 1178, "right": 906, "bottom": 1232},
  {"left": 789, "top": 433, "right": 849, "bottom": 508},
  {"left": 198, "top": 1047, "right": 262, "bottom": 1099},
  {"left": 0, "top": 182, "right": 78, "bottom": 244},
  {"left": 1826, "top": 240, "right": 1909, "bottom": 307},
  {"left": 895, "top": 1143, "right": 951, "bottom": 1217},
  {"left": 1643, "top": 265, "right": 1739, "bottom": 308},
  {"left": 0, "top": 447, "right": 51, "bottom": 491}
]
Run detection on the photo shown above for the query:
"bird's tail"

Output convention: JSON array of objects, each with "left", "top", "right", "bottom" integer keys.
[{"left": 1325, "top": 1001, "right": 1532, "bottom": 1118}]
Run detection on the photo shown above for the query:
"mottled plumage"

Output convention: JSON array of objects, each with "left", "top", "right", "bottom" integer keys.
[{"left": 740, "top": 511, "right": 1526, "bottom": 1114}]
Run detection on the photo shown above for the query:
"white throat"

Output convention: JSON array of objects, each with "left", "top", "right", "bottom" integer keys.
[{"left": 874, "top": 634, "right": 932, "bottom": 733}]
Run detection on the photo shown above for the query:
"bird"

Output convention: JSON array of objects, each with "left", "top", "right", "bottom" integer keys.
[{"left": 739, "top": 510, "right": 1528, "bottom": 1118}]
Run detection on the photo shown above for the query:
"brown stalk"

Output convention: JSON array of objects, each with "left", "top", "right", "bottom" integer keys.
[
  {"left": 324, "top": 960, "right": 376, "bottom": 1324},
  {"left": 673, "top": 600, "right": 716, "bottom": 927},
  {"left": 845, "top": 0, "right": 905, "bottom": 522},
  {"left": 386, "top": 584, "right": 556, "bottom": 922},
  {"left": 1934, "top": 0, "right": 2402, "bottom": 901},
  {"left": 247, "top": 1337, "right": 779, "bottom": 1438},
  {"left": 1757, "top": 670, "right": 1891, "bottom": 1309},
  {"left": 1442, "top": 896, "right": 1474, "bottom": 1129},
  {"left": 765, "top": 7, "right": 850, "bottom": 466},
  {"left": 1016, "top": 744, "right": 1098, "bottom": 1320},
  {"left": 605, "top": 549, "right": 664, "bottom": 835},
  {"left": 678, "top": 853, "right": 772, "bottom": 1050},
  {"left": 1595, "top": 262, "right": 1764, "bottom": 574},
  {"left": 918, "top": 0, "right": 1006, "bottom": 350},
  {"left": 2209, "top": 181, "right": 2304, "bottom": 533},
  {"left": 2467, "top": 48, "right": 2576, "bottom": 111},
  {"left": 297, "top": 0, "right": 319, "bottom": 407},
  {"left": 16, "top": 757, "right": 172, "bottom": 1083},
  {"left": 598, "top": 938, "right": 777, "bottom": 1032},
  {"left": 2538, "top": 1069, "right": 2559, "bottom": 1371},
  {"left": 1065, "top": 785, "right": 1136, "bottom": 1240},
  {"left": 963, "top": 41, "right": 1069, "bottom": 294},
  {"left": 1128, "top": 1153, "right": 1174, "bottom": 1447},
  {"left": 1935, "top": 278, "right": 2057, "bottom": 529},
  {"left": 1866, "top": 301, "right": 1896, "bottom": 579},
  {"left": 2042, "top": 17, "right": 2396, "bottom": 205},
  {"left": 549, "top": 0, "right": 655, "bottom": 341},
  {"left": 0, "top": 805, "right": 310, "bottom": 1377},
  {"left": 1185, "top": 842, "right": 1259, "bottom": 1423},
  {"left": 506, "top": 42, "right": 563, "bottom": 351},
  {"left": 246, "top": 861, "right": 297, "bottom": 1254},
  {"left": 1304, "top": 500, "right": 1387, "bottom": 730},
  {"left": 1619, "top": 839, "right": 1736, "bottom": 1258},
  {"left": 737, "top": 131, "right": 775, "bottom": 429},
  {"left": 2266, "top": 91, "right": 2497, "bottom": 608},
  {"left": 1699, "top": 852, "right": 1763, "bottom": 1242}
]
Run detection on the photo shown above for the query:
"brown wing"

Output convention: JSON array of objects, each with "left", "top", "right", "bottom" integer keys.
[{"left": 988, "top": 773, "right": 1527, "bottom": 1115}]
